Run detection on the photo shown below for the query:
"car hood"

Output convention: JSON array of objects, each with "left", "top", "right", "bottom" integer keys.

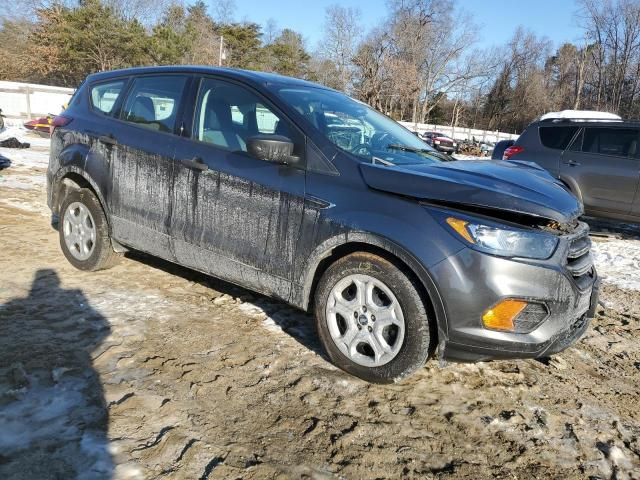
[{"left": 359, "top": 159, "right": 583, "bottom": 224}]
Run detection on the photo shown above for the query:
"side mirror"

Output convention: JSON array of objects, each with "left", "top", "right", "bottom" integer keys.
[{"left": 246, "top": 134, "right": 301, "bottom": 166}]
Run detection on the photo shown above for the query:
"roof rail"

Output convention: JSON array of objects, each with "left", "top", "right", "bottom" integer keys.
[
  {"left": 541, "top": 117, "right": 625, "bottom": 123},
  {"left": 538, "top": 110, "right": 622, "bottom": 122}
]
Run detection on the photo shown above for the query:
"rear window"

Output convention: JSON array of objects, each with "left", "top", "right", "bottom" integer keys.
[
  {"left": 90, "top": 80, "right": 126, "bottom": 115},
  {"left": 120, "top": 75, "right": 188, "bottom": 133},
  {"left": 539, "top": 126, "right": 578, "bottom": 150}
]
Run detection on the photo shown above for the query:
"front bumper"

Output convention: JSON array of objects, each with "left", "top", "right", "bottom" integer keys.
[
  {"left": 434, "top": 144, "right": 456, "bottom": 153},
  {"left": 430, "top": 231, "right": 598, "bottom": 362}
]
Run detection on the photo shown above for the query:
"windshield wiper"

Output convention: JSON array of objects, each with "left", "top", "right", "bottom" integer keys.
[
  {"left": 386, "top": 143, "right": 432, "bottom": 154},
  {"left": 372, "top": 156, "right": 395, "bottom": 166}
]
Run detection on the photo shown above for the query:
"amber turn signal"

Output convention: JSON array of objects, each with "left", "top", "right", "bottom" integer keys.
[
  {"left": 482, "top": 299, "right": 528, "bottom": 331},
  {"left": 446, "top": 217, "right": 475, "bottom": 244}
]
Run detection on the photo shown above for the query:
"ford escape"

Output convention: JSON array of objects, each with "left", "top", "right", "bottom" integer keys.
[{"left": 47, "top": 67, "right": 598, "bottom": 383}]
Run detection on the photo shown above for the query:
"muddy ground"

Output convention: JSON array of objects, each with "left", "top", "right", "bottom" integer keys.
[{"left": 0, "top": 134, "right": 639, "bottom": 479}]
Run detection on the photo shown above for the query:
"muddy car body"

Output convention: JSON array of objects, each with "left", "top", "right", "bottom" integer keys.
[{"left": 47, "top": 66, "right": 599, "bottom": 382}]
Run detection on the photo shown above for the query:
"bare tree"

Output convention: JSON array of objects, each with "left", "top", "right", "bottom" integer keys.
[
  {"left": 211, "top": 0, "right": 235, "bottom": 24},
  {"left": 578, "top": 0, "right": 640, "bottom": 114},
  {"left": 386, "top": 0, "right": 483, "bottom": 123},
  {"left": 352, "top": 28, "right": 392, "bottom": 109},
  {"left": 264, "top": 18, "right": 279, "bottom": 45},
  {"left": 318, "top": 4, "right": 362, "bottom": 93}
]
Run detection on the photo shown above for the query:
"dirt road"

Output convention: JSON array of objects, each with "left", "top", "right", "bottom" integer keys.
[{"left": 1, "top": 133, "right": 639, "bottom": 479}]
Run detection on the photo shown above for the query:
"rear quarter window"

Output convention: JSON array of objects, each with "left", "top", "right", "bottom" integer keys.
[
  {"left": 539, "top": 126, "right": 578, "bottom": 150},
  {"left": 90, "top": 80, "right": 126, "bottom": 116}
]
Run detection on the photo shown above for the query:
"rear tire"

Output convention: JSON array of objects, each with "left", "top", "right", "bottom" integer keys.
[
  {"left": 314, "top": 252, "right": 432, "bottom": 383},
  {"left": 59, "top": 188, "right": 119, "bottom": 271}
]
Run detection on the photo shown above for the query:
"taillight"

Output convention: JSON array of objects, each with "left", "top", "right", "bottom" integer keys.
[
  {"left": 503, "top": 145, "right": 523, "bottom": 160},
  {"left": 50, "top": 114, "right": 72, "bottom": 133}
]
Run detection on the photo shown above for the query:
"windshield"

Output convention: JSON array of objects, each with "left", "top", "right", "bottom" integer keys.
[{"left": 276, "top": 87, "right": 443, "bottom": 166}]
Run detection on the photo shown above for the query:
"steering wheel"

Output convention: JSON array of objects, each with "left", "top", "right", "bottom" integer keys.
[
  {"left": 370, "top": 132, "right": 393, "bottom": 150},
  {"left": 352, "top": 144, "right": 372, "bottom": 157}
]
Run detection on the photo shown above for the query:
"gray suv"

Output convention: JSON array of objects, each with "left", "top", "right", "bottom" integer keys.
[
  {"left": 47, "top": 66, "right": 598, "bottom": 383},
  {"left": 505, "top": 115, "right": 640, "bottom": 222}
]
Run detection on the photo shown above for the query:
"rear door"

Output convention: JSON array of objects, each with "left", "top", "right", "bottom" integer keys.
[
  {"left": 108, "top": 74, "right": 190, "bottom": 259},
  {"left": 561, "top": 126, "right": 640, "bottom": 215},
  {"left": 170, "top": 76, "right": 306, "bottom": 300}
]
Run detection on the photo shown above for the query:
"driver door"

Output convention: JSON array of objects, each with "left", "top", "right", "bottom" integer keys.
[{"left": 170, "top": 77, "right": 307, "bottom": 300}]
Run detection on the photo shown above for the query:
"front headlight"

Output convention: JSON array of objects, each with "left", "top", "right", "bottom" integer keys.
[{"left": 446, "top": 217, "right": 558, "bottom": 259}]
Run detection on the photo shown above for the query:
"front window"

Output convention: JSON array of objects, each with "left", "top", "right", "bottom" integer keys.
[
  {"left": 193, "top": 78, "right": 300, "bottom": 154},
  {"left": 276, "top": 87, "right": 442, "bottom": 166}
]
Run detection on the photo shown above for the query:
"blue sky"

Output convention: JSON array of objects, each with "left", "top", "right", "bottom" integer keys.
[{"left": 231, "top": 0, "right": 585, "bottom": 51}]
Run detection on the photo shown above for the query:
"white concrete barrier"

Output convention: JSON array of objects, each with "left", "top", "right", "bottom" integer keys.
[
  {"left": 0, "top": 81, "right": 74, "bottom": 119},
  {"left": 399, "top": 121, "right": 519, "bottom": 143}
]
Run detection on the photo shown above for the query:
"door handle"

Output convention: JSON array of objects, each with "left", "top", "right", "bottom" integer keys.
[
  {"left": 98, "top": 134, "right": 117, "bottom": 145},
  {"left": 566, "top": 160, "right": 581, "bottom": 166},
  {"left": 180, "top": 156, "right": 208, "bottom": 171}
]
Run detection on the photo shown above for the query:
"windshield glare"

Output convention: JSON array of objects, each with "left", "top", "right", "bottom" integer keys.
[{"left": 276, "top": 87, "right": 442, "bottom": 166}]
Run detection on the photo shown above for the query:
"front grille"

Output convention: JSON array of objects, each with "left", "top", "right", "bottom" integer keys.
[{"left": 565, "top": 222, "right": 595, "bottom": 291}]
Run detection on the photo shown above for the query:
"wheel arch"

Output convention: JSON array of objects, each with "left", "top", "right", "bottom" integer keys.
[
  {"left": 52, "top": 166, "right": 109, "bottom": 221},
  {"left": 299, "top": 233, "right": 449, "bottom": 344}
]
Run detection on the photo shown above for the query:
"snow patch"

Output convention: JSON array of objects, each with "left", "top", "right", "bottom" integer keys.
[
  {"left": 0, "top": 125, "right": 51, "bottom": 148},
  {"left": 591, "top": 238, "right": 640, "bottom": 291},
  {"left": 0, "top": 197, "right": 50, "bottom": 215},
  {"left": 0, "top": 375, "right": 113, "bottom": 476},
  {"left": 0, "top": 145, "right": 50, "bottom": 170},
  {"left": 452, "top": 154, "right": 486, "bottom": 161},
  {"left": 262, "top": 315, "right": 284, "bottom": 333},
  {"left": 0, "top": 173, "right": 46, "bottom": 190}
]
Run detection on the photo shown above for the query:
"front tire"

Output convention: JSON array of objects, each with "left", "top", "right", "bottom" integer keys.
[
  {"left": 59, "top": 188, "right": 119, "bottom": 271},
  {"left": 315, "top": 252, "right": 432, "bottom": 383}
]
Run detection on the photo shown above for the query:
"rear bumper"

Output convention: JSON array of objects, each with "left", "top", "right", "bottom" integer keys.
[{"left": 429, "top": 242, "right": 598, "bottom": 362}]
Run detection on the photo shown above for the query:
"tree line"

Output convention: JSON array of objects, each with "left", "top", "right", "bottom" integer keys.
[{"left": 2, "top": 0, "right": 640, "bottom": 134}]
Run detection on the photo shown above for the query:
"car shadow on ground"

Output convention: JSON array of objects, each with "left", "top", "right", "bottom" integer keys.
[
  {"left": 125, "top": 251, "right": 329, "bottom": 362},
  {"left": 584, "top": 216, "right": 640, "bottom": 240},
  {"left": 0, "top": 269, "right": 113, "bottom": 479}
]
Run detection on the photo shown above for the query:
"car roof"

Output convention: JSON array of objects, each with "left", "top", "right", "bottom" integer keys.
[
  {"left": 85, "top": 65, "right": 334, "bottom": 92},
  {"left": 530, "top": 118, "right": 640, "bottom": 128}
]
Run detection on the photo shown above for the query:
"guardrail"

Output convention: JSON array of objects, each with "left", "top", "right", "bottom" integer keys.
[{"left": 0, "top": 81, "right": 74, "bottom": 120}]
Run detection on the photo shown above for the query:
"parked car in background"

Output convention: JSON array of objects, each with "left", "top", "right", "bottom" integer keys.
[
  {"left": 492, "top": 139, "right": 515, "bottom": 160},
  {"left": 421, "top": 131, "right": 458, "bottom": 153},
  {"left": 24, "top": 115, "right": 53, "bottom": 136},
  {"left": 505, "top": 110, "right": 640, "bottom": 223},
  {"left": 47, "top": 67, "right": 597, "bottom": 383}
]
